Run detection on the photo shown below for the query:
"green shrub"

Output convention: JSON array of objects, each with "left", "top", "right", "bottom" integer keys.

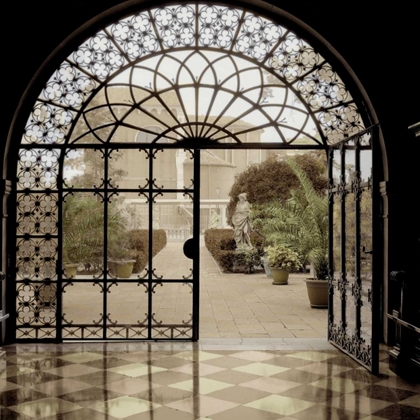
[
  {"left": 129, "top": 229, "right": 167, "bottom": 273},
  {"left": 219, "top": 250, "right": 236, "bottom": 272},
  {"left": 234, "top": 245, "right": 265, "bottom": 273},
  {"left": 220, "top": 237, "right": 236, "bottom": 250},
  {"left": 226, "top": 152, "right": 328, "bottom": 225},
  {"left": 204, "top": 229, "right": 264, "bottom": 272}
]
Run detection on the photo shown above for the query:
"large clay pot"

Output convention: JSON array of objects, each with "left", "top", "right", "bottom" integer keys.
[
  {"left": 271, "top": 267, "right": 289, "bottom": 285},
  {"left": 116, "top": 261, "right": 135, "bottom": 278},
  {"left": 305, "top": 278, "right": 329, "bottom": 308},
  {"left": 64, "top": 263, "right": 78, "bottom": 278}
]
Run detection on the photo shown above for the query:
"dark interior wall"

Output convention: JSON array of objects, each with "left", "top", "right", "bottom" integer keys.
[{"left": 1, "top": 0, "right": 419, "bottom": 273}]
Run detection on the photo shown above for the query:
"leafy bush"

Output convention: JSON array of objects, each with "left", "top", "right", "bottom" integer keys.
[
  {"left": 234, "top": 244, "right": 265, "bottom": 273},
  {"left": 62, "top": 193, "right": 127, "bottom": 273},
  {"left": 265, "top": 244, "right": 301, "bottom": 271},
  {"left": 204, "top": 229, "right": 264, "bottom": 272},
  {"left": 218, "top": 251, "right": 237, "bottom": 272},
  {"left": 254, "top": 158, "right": 329, "bottom": 279},
  {"left": 129, "top": 229, "right": 167, "bottom": 273},
  {"left": 226, "top": 152, "right": 327, "bottom": 226}
]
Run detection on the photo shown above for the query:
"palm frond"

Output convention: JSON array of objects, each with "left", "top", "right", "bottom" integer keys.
[{"left": 251, "top": 158, "right": 329, "bottom": 279}]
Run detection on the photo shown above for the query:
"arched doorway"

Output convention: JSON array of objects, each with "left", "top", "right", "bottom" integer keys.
[{"left": 2, "top": 1, "right": 385, "bottom": 374}]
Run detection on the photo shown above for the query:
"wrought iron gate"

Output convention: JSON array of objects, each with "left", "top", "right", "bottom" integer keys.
[
  {"left": 7, "top": 2, "right": 382, "bottom": 359},
  {"left": 15, "top": 145, "right": 200, "bottom": 341},
  {"left": 328, "top": 126, "right": 381, "bottom": 373}
]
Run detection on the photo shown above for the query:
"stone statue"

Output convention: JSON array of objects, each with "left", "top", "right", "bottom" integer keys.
[{"left": 232, "top": 193, "right": 253, "bottom": 249}]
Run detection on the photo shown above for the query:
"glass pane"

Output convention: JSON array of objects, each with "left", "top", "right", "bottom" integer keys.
[
  {"left": 360, "top": 286, "right": 372, "bottom": 344},
  {"left": 108, "top": 148, "right": 149, "bottom": 190},
  {"left": 345, "top": 288, "right": 357, "bottom": 339},
  {"left": 63, "top": 148, "right": 104, "bottom": 188},
  {"left": 360, "top": 189, "right": 373, "bottom": 279},
  {"left": 332, "top": 193, "right": 341, "bottom": 279},
  {"left": 74, "top": 47, "right": 330, "bottom": 146},
  {"left": 152, "top": 193, "right": 193, "bottom": 280},
  {"left": 106, "top": 282, "right": 149, "bottom": 327},
  {"left": 17, "top": 193, "right": 59, "bottom": 236},
  {"left": 345, "top": 192, "right": 356, "bottom": 281},
  {"left": 62, "top": 283, "right": 103, "bottom": 327},
  {"left": 154, "top": 149, "right": 192, "bottom": 190},
  {"left": 69, "top": 129, "right": 106, "bottom": 144},
  {"left": 360, "top": 149, "right": 372, "bottom": 183},
  {"left": 332, "top": 148, "right": 341, "bottom": 187},
  {"left": 359, "top": 130, "right": 372, "bottom": 147},
  {"left": 360, "top": 187, "right": 373, "bottom": 344},
  {"left": 331, "top": 192, "right": 342, "bottom": 332},
  {"left": 17, "top": 148, "right": 60, "bottom": 190},
  {"left": 62, "top": 192, "right": 104, "bottom": 277},
  {"left": 107, "top": 192, "right": 149, "bottom": 280},
  {"left": 16, "top": 238, "right": 58, "bottom": 281},
  {"left": 151, "top": 282, "right": 193, "bottom": 339},
  {"left": 344, "top": 148, "right": 355, "bottom": 185}
]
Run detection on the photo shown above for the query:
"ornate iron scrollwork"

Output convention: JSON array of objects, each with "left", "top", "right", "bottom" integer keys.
[{"left": 14, "top": 2, "right": 372, "bottom": 345}]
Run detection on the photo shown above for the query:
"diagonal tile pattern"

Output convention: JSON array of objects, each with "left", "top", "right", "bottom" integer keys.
[{"left": 1, "top": 342, "right": 419, "bottom": 419}]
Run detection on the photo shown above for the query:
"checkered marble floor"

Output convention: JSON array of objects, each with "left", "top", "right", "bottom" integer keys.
[{"left": 1, "top": 342, "right": 419, "bottom": 419}]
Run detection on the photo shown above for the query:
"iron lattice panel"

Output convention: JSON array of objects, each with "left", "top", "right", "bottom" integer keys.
[
  {"left": 21, "top": 3, "right": 365, "bottom": 148},
  {"left": 11, "top": 2, "right": 374, "bottom": 344},
  {"left": 328, "top": 128, "right": 378, "bottom": 372}
]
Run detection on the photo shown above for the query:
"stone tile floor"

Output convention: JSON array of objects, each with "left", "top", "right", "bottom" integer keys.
[
  {"left": 3, "top": 241, "right": 419, "bottom": 418},
  {"left": 73, "top": 240, "right": 326, "bottom": 339},
  {"left": 195, "top": 241, "right": 328, "bottom": 339},
  {"left": 1, "top": 342, "right": 419, "bottom": 419}
]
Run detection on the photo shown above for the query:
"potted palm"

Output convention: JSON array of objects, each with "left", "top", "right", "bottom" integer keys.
[
  {"left": 63, "top": 193, "right": 136, "bottom": 277},
  {"left": 62, "top": 221, "right": 101, "bottom": 278},
  {"left": 62, "top": 250, "right": 79, "bottom": 278},
  {"left": 62, "top": 194, "right": 106, "bottom": 276},
  {"left": 284, "top": 160, "right": 329, "bottom": 308},
  {"left": 265, "top": 244, "right": 301, "bottom": 285},
  {"left": 252, "top": 158, "right": 329, "bottom": 305},
  {"left": 108, "top": 237, "right": 137, "bottom": 278}
]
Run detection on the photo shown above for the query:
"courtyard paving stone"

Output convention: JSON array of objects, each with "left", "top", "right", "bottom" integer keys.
[{"left": 157, "top": 240, "right": 328, "bottom": 339}]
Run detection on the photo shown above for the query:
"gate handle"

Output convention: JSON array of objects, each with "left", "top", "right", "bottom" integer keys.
[{"left": 183, "top": 238, "right": 196, "bottom": 260}]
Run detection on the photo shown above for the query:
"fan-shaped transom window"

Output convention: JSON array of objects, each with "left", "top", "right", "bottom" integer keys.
[{"left": 21, "top": 3, "right": 367, "bottom": 148}]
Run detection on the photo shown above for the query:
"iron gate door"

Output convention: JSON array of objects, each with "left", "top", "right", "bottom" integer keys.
[
  {"left": 59, "top": 146, "right": 201, "bottom": 341},
  {"left": 328, "top": 127, "right": 380, "bottom": 373},
  {"left": 14, "top": 145, "right": 200, "bottom": 341}
]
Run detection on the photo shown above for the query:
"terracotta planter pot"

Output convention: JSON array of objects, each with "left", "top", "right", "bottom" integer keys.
[
  {"left": 116, "top": 261, "right": 135, "bottom": 278},
  {"left": 305, "top": 278, "right": 328, "bottom": 308},
  {"left": 64, "top": 263, "right": 78, "bottom": 278},
  {"left": 271, "top": 267, "right": 289, "bottom": 285}
]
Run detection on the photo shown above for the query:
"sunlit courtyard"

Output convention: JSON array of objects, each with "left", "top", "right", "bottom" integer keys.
[{"left": 63, "top": 240, "right": 328, "bottom": 340}]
